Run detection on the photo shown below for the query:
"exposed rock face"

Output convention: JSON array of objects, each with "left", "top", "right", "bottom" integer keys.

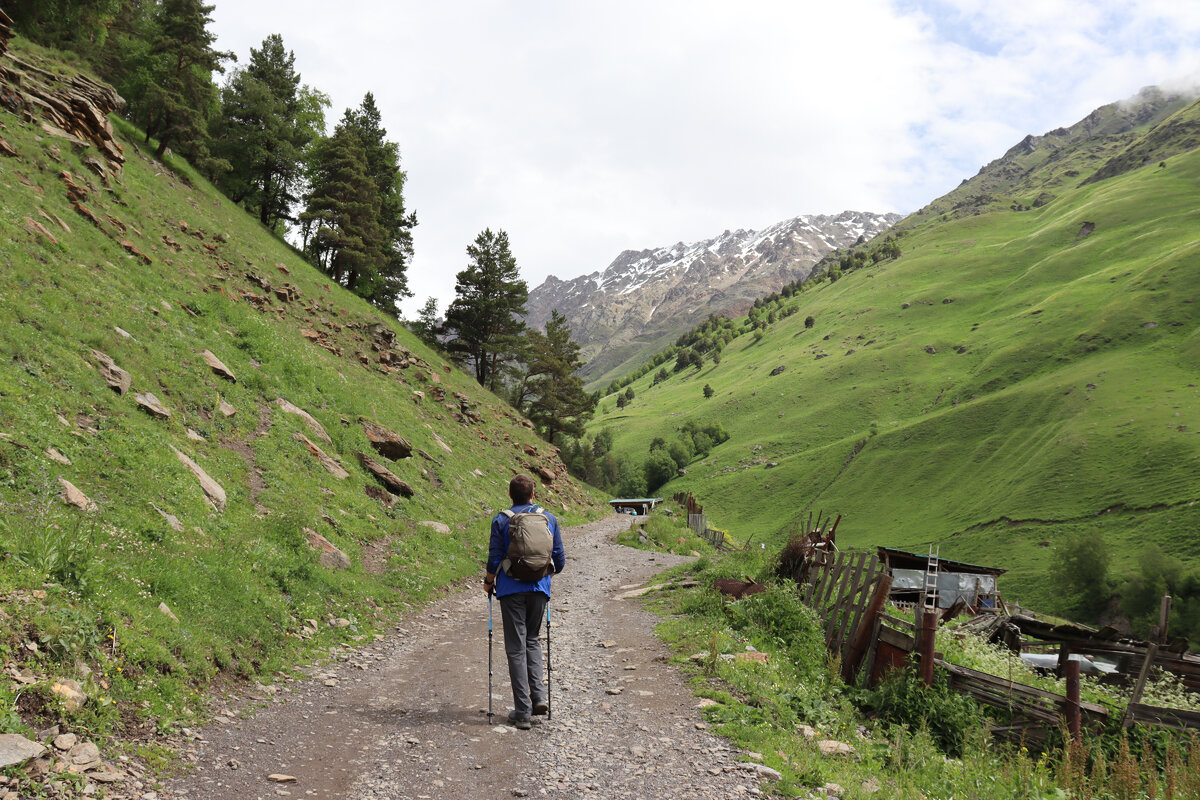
[
  {"left": 356, "top": 451, "right": 414, "bottom": 498},
  {"left": 91, "top": 349, "right": 131, "bottom": 394},
  {"left": 360, "top": 419, "right": 412, "bottom": 460},
  {"left": 526, "top": 211, "right": 901, "bottom": 381},
  {"left": 0, "top": 733, "right": 44, "bottom": 769},
  {"left": 169, "top": 445, "right": 226, "bottom": 511},
  {"left": 304, "top": 528, "right": 351, "bottom": 570}
]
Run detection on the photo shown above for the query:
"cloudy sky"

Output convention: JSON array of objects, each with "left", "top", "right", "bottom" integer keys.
[{"left": 209, "top": 0, "right": 1200, "bottom": 317}]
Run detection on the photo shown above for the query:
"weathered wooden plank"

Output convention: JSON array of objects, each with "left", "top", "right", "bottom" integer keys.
[
  {"left": 830, "top": 555, "right": 871, "bottom": 652},
  {"left": 824, "top": 554, "right": 864, "bottom": 643},
  {"left": 879, "top": 613, "right": 916, "bottom": 632},
  {"left": 841, "top": 557, "right": 880, "bottom": 659},
  {"left": 1126, "top": 703, "right": 1200, "bottom": 731},
  {"left": 818, "top": 551, "right": 849, "bottom": 612},
  {"left": 936, "top": 660, "right": 1108, "bottom": 715},
  {"left": 878, "top": 624, "right": 916, "bottom": 652}
]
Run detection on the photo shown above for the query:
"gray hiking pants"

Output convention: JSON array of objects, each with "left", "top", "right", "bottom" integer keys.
[{"left": 499, "top": 590, "right": 547, "bottom": 719}]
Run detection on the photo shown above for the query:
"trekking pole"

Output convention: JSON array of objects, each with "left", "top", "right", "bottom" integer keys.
[
  {"left": 488, "top": 591, "right": 494, "bottom": 725},
  {"left": 546, "top": 603, "right": 552, "bottom": 721}
]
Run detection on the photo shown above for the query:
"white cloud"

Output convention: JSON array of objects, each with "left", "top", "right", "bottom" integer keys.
[{"left": 207, "top": 1, "right": 1200, "bottom": 316}]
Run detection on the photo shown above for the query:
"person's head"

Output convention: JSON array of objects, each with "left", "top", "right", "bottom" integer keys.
[{"left": 509, "top": 474, "right": 536, "bottom": 505}]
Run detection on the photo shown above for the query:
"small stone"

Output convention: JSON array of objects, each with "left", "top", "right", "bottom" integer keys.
[
  {"left": 46, "top": 447, "right": 72, "bottom": 465},
  {"left": 218, "top": 399, "right": 236, "bottom": 417},
  {"left": 67, "top": 741, "right": 100, "bottom": 769},
  {"left": 697, "top": 698, "right": 719, "bottom": 708},
  {"left": 861, "top": 778, "right": 882, "bottom": 793},
  {"left": 186, "top": 428, "right": 205, "bottom": 441},
  {"left": 58, "top": 478, "right": 97, "bottom": 512},
  {"left": 797, "top": 724, "right": 818, "bottom": 738},
  {"left": 817, "top": 740, "right": 855, "bottom": 757},
  {"left": 91, "top": 350, "right": 131, "bottom": 395},
  {"left": 753, "top": 764, "right": 783, "bottom": 781},
  {"left": 0, "top": 733, "right": 46, "bottom": 768},
  {"left": 605, "top": 688, "right": 622, "bottom": 695},
  {"left": 114, "top": 326, "right": 133, "bottom": 339},
  {"left": 135, "top": 392, "right": 171, "bottom": 419},
  {"left": 158, "top": 602, "right": 179, "bottom": 623},
  {"left": 418, "top": 521, "right": 451, "bottom": 534},
  {"left": 200, "top": 350, "right": 236, "bottom": 382},
  {"left": 53, "top": 733, "right": 78, "bottom": 751},
  {"left": 267, "top": 774, "right": 296, "bottom": 783}
]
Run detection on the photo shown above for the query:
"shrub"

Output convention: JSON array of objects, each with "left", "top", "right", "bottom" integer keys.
[
  {"left": 643, "top": 450, "right": 678, "bottom": 493},
  {"left": 865, "top": 668, "right": 983, "bottom": 757}
]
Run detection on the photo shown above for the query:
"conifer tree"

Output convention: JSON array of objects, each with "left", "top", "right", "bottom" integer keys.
[
  {"left": 211, "top": 34, "right": 328, "bottom": 231},
  {"left": 409, "top": 297, "right": 441, "bottom": 347},
  {"left": 143, "top": 0, "right": 233, "bottom": 161},
  {"left": 339, "top": 94, "right": 417, "bottom": 309},
  {"left": 516, "top": 311, "right": 596, "bottom": 442},
  {"left": 299, "top": 128, "right": 385, "bottom": 292},
  {"left": 442, "top": 229, "right": 528, "bottom": 391}
]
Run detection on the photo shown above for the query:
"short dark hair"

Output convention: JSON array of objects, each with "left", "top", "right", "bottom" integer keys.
[{"left": 509, "top": 474, "right": 535, "bottom": 505}]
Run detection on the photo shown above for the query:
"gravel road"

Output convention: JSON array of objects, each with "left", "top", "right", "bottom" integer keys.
[{"left": 160, "top": 513, "right": 769, "bottom": 800}]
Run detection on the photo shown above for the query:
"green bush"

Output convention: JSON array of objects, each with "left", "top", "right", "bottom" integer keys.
[{"left": 864, "top": 668, "right": 983, "bottom": 757}]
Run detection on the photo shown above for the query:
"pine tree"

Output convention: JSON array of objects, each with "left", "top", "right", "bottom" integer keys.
[
  {"left": 299, "top": 128, "right": 385, "bottom": 292},
  {"left": 339, "top": 94, "right": 417, "bottom": 309},
  {"left": 143, "top": 0, "right": 233, "bottom": 161},
  {"left": 517, "top": 311, "right": 596, "bottom": 442},
  {"left": 443, "top": 229, "right": 528, "bottom": 391},
  {"left": 409, "top": 297, "right": 441, "bottom": 347},
  {"left": 212, "top": 34, "right": 328, "bottom": 232}
]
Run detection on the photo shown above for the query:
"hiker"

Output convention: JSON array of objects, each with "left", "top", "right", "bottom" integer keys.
[{"left": 484, "top": 474, "right": 565, "bottom": 730}]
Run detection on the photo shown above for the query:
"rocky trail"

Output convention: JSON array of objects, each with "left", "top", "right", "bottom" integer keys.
[{"left": 154, "top": 514, "right": 771, "bottom": 800}]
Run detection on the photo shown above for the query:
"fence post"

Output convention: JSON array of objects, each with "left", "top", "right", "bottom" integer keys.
[
  {"left": 920, "top": 607, "right": 937, "bottom": 687},
  {"left": 1122, "top": 642, "right": 1159, "bottom": 728},
  {"left": 843, "top": 573, "right": 892, "bottom": 682},
  {"left": 1065, "top": 659, "right": 1081, "bottom": 741}
]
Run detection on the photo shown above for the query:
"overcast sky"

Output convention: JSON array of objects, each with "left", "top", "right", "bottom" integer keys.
[{"left": 208, "top": 0, "right": 1200, "bottom": 318}]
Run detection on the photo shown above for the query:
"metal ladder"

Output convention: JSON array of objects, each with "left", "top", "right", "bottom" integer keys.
[{"left": 923, "top": 545, "right": 940, "bottom": 614}]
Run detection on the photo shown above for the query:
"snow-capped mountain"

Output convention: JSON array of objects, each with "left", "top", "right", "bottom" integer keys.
[{"left": 527, "top": 210, "right": 902, "bottom": 383}]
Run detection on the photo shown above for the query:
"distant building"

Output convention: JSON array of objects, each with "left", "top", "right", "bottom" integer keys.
[
  {"left": 877, "top": 547, "right": 1006, "bottom": 610},
  {"left": 608, "top": 498, "right": 662, "bottom": 516}
]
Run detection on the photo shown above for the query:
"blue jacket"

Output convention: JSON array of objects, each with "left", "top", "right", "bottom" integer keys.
[{"left": 488, "top": 503, "right": 565, "bottom": 598}]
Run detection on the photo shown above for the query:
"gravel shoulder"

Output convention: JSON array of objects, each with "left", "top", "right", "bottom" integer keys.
[{"left": 162, "top": 514, "right": 767, "bottom": 800}]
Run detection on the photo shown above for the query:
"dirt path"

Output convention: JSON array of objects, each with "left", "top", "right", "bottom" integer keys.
[{"left": 161, "top": 514, "right": 767, "bottom": 800}]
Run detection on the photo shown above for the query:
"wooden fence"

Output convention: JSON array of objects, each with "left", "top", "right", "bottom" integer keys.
[{"left": 797, "top": 550, "right": 892, "bottom": 681}]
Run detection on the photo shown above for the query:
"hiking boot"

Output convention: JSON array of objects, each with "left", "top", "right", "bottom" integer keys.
[
  {"left": 507, "top": 711, "right": 532, "bottom": 730},
  {"left": 532, "top": 700, "right": 549, "bottom": 716}
]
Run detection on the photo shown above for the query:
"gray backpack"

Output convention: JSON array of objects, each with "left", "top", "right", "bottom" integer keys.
[{"left": 500, "top": 506, "right": 554, "bottom": 582}]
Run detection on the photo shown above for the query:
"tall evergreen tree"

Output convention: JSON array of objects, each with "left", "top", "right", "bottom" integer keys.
[
  {"left": 409, "top": 297, "right": 442, "bottom": 347},
  {"left": 143, "top": 0, "right": 233, "bottom": 161},
  {"left": 211, "top": 34, "right": 328, "bottom": 232},
  {"left": 442, "top": 229, "right": 528, "bottom": 391},
  {"left": 516, "top": 311, "right": 596, "bottom": 442},
  {"left": 299, "top": 127, "right": 385, "bottom": 292},
  {"left": 338, "top": 94, "right": 417, "bottom": 309}
]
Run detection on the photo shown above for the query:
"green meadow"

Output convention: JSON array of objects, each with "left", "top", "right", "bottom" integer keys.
[{"left": 591, "top": 99, "right": 1200, "bottom": 612}]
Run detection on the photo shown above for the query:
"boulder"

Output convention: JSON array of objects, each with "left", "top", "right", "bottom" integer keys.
[
  {"left": 200, "top": 349, "right": 236, "bottom": 382},
  {"left": 304, "top": 528, "right": 351, "bottom": 570},
  {"left": 58, "top": 477, "right": 97, "bottom": 512},
  {"left": 51, "top": 679, "right": 87, "bottom": 712},
  {"left": 360, "top": 419, "right": 413, "bottom": 460},
  {"left": 169, "top": 445, "right": 226, "bottom": 511},
  {"left": 45, "top": 446, "right": 71, "bottom": 465},
  {"left": 355, "top": 451, "right": 414, "bottom": 498},
  {"left": 0, "top": 734, "right": 45, "bottom": 768},
  {"left": 293, "top": 433, "right": 349, "bottom": 479},
  {"left": 418, "top": 521, "right": 451, "bottom": 535},
  {"left": 534, "top": 466, "right": 556, "bottom": 484},
  {"left": 218, "top": 399, "right": 236, "bottom": 417},
  {"left": 135, "top": 392, "right": 171, "bottom": 419},
  {"left": 275, "top": 398, "right": 331, "bottom": 443},
  {"left": 66, "top": 740, "right": 100, "bottom": 770},
  {"left": 91, "top": 349, "right": 131, "bottom": 394}
]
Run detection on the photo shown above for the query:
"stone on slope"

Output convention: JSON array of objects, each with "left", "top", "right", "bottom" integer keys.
[
  {"left": 218, "top": 399, "right": 236, "bottom": 417},
  {"left": 45, "top": 446, "right": 71, "bottom": 465},
  {"left": 534, "top": 466, "right": 556, "bottom": 484},
  {"left": 355, "top": 451, "right": 414, "bottom": 498},
  {"left": 135, "top": 392, "right": 171, "bottom": 419},
  {"left": 51, "top": 678, "right": 87, "bottom": 712},
  {"left": 360, "top": 418, "right": 413, "bottom": 460},
  {"left": 151, "top": 503, "right": 184, "bottom": 532},
  {"left": 304, "top": 528, "right": 351, "bottom": 570},
  {"left": 275, "top": 398, "right": 331, "bottom": 443},
  {"left": 169, "top": 445, "right": 226, "bottom": 511},
  {"left": 418, "top": 521, "right": 451, "bottom": 535},
  {"left": 158, "top": 602, "right": 179, "bottom": 622},
  {"left": 293, "top": 433, "right": 349, "bottom": 479},
  {"left": 0, "top": 734, "right": 45, "bottom": 769},
  {"left": 58, "top": 477, "right": 97, "bottom": 511},
  {"left": 90, "top": 349, "right": 131, "bottom": 394},
  {"left": 200, "top": 349, "right": 236, "bottom": 382}
]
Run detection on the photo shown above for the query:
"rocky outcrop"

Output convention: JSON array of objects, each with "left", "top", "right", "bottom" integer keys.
[
  {"left": 91, "top": 349, "right": 131, "bottom": 394},
  {"left": 526, "top": 211, "right": 901, "bottom": 380},
  {"left": 360, "top": 418, "right": 412, "bottom": 460},
  {"left": 201, "top": 349, "right": 236, "bottom": 382},
  {"left": 293, "top": 433, "right": 349, "bottom": 479},
  {"left": 275, "top": 398, "right": 331, "bottom": 443},
  {"left": 355, "top": 451, "right": 414, "bottom": 498},
  {"left": 304, "top": 528, "right": 351, "bottom": 570},
  {"left": 169, "top": 445, "right": 226, "bottom": 511}
]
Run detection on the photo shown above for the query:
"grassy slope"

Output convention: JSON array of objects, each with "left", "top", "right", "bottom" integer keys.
[
  {"left": 0, "top": 39, "right": 604, "bottom": 737},
  {"left": 591, "top": 100, "right": 1200, "bottom": 609}
]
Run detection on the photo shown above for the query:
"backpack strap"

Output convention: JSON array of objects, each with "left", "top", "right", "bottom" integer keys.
[{"left": 500, "top": 509, "right": 515, "bottom": 519}]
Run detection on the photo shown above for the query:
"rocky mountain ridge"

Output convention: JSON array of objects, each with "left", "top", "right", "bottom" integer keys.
[{"left": 527, "top": 210, "right": 901, "bottom": 384}]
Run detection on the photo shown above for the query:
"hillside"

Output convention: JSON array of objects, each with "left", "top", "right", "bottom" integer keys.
[
  {"left": 526, "top": 211, "right": 900, "bottom": 388},
  {"left": 0, "top": 35, "right": 603, "bottom": 739},
  {"left": 590, "top": 92, "right": 1200, "bottom": 612}
]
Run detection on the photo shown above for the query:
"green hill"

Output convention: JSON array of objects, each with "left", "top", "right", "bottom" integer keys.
[
  {"left": 0, "top": 38, "right": 603, "bottom": 736},
  {"left": 590, "top": 93, "right": 1200, "bottom": 615}
]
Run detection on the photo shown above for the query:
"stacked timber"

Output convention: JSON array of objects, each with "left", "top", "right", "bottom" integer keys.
[{"left": 0, "top": 25, "right": 126, "bottom": 171}]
